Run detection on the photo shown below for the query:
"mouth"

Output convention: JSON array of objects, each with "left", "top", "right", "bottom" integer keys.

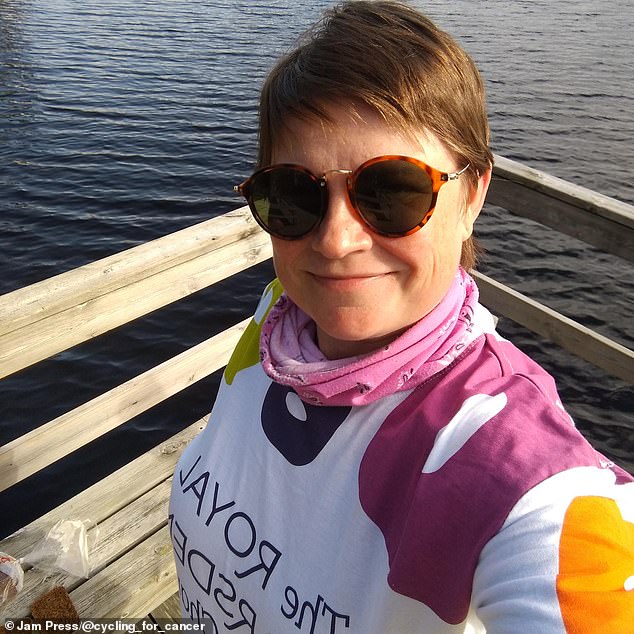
[{"left": 308, "top": 272, "right": 390, "bottom": 288}]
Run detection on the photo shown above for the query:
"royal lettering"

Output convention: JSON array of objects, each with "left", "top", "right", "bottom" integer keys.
[
  {"left": 321, "top": 604, "right": 350, "bottom": 633},
  {"left": 225, "top": 512, "right": 257, "bottom": 557},
  {"left": 281, "top": 588, "right": 351, "bottom": 634},
  {"left": 205, "top": 481, "right": 237, "bottom": 527},
  {"left": 234, "top": 540, "right": 282, "bottom": 591},
  {"left": 174, "top": 474, "right": 351, "bottom": 632},
  {"left": 214, "top": 573, "right": 237, "bottom": 618},
  {"left": 168, "top": 514, "right": 188, "bottom": 566},
  {"left": 188, "top": 549, "right": 215, "bottom": 594},
  {"left": 281, "top": 585, "right": 299, "bottom": 619},
  {"left": 179, "top": 455, "right": 202, "bottom": 487},
  {"left": 225, "top": 599, "right": 257, "bottom": 633},
  {"left": 183, "top": 471, "right": 210, "bottom": 516},
  {"left": 180, "top": 581, "right": 218, "bottom": 633}
]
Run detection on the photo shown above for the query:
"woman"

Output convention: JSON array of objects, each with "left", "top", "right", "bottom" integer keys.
[{"left": 170, "top": 2, "right": 633, "bottom": 632}]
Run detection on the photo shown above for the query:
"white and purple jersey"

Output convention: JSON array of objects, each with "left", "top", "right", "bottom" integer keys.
[{"left": 170, "top": 277, "right": 634, "bottom": 633}]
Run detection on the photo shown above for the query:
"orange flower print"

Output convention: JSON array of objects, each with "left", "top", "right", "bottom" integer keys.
[{"left": 557, "top": 495, "right": 634, "bottom": 633}]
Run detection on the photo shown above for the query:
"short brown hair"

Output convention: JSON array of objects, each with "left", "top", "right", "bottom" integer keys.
[{"left": 257, "top": 0, "right": 493, "bottom": 269}]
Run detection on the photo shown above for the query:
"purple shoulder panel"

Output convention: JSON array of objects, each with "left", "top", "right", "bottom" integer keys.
[{"left": 358, "top": 335, "right": 604, "bottom": 624}]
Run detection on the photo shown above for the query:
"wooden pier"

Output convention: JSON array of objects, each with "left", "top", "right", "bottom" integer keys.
[{"left": 0, "top": 155, "right": 632, "bottom": 623}]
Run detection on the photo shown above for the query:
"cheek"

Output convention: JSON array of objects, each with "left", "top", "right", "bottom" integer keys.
[
  {"left": 410, "top": 219, "right": 455, "bottom": 259},
  {"left": 271, "top": 239, "right": 302, "bottom": 281},
  {"left": 271, "top": 239, "right": 291, "bottom": 268},
  {"left": 426, "top": 195, "right": 469, "bottom": 254}
]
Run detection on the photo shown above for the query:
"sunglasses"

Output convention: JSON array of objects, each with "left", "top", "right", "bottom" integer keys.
[{"left": 234, "top": 155, "right": 469, "bottom": 239}]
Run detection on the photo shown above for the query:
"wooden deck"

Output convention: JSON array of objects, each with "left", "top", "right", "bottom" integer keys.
[
  {"left": 0, "top": 420, "right": 206, "bottom": 621},
  {"left": 0, "top": 155, "right": 632, "bottom": 623}
]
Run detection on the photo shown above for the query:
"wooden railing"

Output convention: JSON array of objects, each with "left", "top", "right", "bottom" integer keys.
[
  {"left": 0, "top": 155, "right": 632, "bottom": 620},
  {"left": 478, "top": 155, "right": 634, "bottom": 384},
  {"left": 1, "top": 156, "right": 633, "bottom": 493},
  {"left": 0, "top": 209, "right": 272, "bottom": 492},
  {"left": 489, "top": 156, "right": 633, "bottom": 262}
]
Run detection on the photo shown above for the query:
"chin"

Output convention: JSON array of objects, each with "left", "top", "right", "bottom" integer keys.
[{"left": 316, "top": 319, "right": 404, "bottom": 359}]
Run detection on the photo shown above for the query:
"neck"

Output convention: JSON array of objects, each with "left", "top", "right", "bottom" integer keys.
[{"left": 316, "top": 324, "right": 411, "bottom": 360}]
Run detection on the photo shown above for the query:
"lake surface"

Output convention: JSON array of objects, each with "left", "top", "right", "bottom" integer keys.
[{"left": 1, "top": 0, "right": 632, "bottom": 537}]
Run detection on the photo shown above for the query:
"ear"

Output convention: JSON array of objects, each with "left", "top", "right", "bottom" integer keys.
[{"left": 459, "top": 167, "right": 492, "bottom": 240}]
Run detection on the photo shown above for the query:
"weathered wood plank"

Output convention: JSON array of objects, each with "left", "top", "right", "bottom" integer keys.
[
  {"left": 0, "top": 319, "right": 239, "bottom": 491},
  {"left": 492, "top": 155, "right": 634, "bottom": 227},
  {"left": 489, "top": 155, "right": 634, "bottom": 261},
  {"left": 0, "top": 231, "right": 271, "bottom": 379},
  {"left": 147, "top": 592, "right": 182, "bottom": 624},
  {"left": 1, "top": 479, "right": 173, "bottom": 619},
  {"left": 0, "top": 207, "right": 257, "bottom": 335},
  {"left": 473, "top": 271, "right": 634, "bottom": 383},
  {"left": 88, "top": 479, "right": 172, "bottom": 575},
  {"left": 0, "top": 418, "right": 206, "bottom": 558},
  {"left": 70, "top": 526, "right": 177, "bottom": 620}
]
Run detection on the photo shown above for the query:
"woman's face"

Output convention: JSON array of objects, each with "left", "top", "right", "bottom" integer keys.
[{"left": 270, "top": 104, "right": 490, "bottom": 359}]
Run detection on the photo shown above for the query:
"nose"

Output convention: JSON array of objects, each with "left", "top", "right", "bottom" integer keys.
[{"left": 310, "top": 175, "right": 373, "bottom": 259}]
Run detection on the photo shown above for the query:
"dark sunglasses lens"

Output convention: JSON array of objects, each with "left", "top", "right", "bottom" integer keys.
[
  {"left": 249, "top": 168, "right": 322, "bottom": 238},
  {"left": 354, "top": 160, "right": 434, "bottom": 235}
]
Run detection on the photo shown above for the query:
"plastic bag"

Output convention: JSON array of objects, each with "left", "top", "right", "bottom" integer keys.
[
  {"left": 22, "top": 519, "right": 97, "bottom": 579},
  {"left": 0, "top": 552, "right": 24, "bottom": 604}
]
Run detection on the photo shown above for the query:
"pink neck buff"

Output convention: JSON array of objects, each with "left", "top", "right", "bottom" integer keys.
[{"left": 260, "top": 267, "right": 482, "bottom": 406}]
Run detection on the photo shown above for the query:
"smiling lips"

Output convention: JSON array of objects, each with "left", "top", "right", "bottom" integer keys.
[
  {"left": 309, "top": 271, "right": 390, "bottom": 281},
  {"left": 308, "top": 271, "right": 391, "bottom": 290}
]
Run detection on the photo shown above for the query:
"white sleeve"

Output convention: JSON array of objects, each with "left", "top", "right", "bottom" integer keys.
[{"left": 471, "top": 466, "right": 634, "bottom": 633}]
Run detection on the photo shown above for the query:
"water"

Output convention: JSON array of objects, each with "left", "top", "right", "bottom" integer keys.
[{"left": 1, "top": 0, "right": 632, "bottom": 538}]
